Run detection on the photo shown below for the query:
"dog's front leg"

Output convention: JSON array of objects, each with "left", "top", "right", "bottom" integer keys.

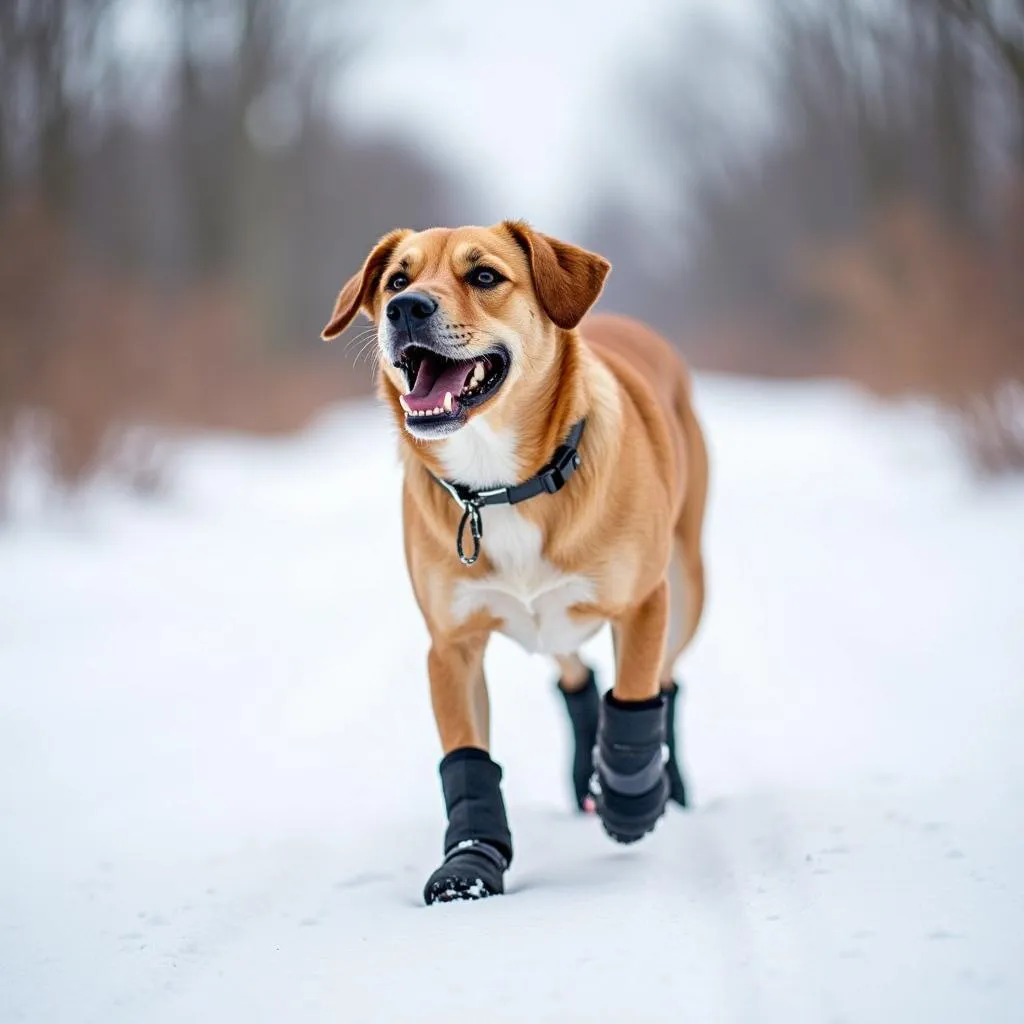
[
  {"left": 423, "top": 632, "right": 513, "bottom": 904},
  {"left": 593, "top": 580, "right": 671, "bottom": 843},
  {"left": 613, "top": 578, "right": 670, "bottom": 702},
  {"left": 427, "top": 634, "right": 490, "bottom": 753}
]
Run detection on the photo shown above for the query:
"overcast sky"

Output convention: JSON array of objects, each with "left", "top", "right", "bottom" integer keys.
[{"left": 337, "top": 0, "right": 769, "bottom": 233}]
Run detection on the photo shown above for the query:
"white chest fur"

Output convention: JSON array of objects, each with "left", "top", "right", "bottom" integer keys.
[{"left": 440, "top": 421, "right": 599, "bottom": 655}]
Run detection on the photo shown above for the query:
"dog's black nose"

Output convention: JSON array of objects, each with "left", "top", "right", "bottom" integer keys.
[{"left": 386, "top": 291, "right": 438, "bottom": 325}]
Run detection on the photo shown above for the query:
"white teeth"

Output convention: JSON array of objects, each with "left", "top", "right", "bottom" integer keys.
[
  {"left": 459, "top": 361, "right": 486, "bottom": 398},
  {"left": 399, "top": 395, "right": 411, "bottom": 413},
  {"left": 405, "top": 401, "right": 455, "bottom": 418}
]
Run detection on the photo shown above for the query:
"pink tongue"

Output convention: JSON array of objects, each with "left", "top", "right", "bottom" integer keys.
[{"left": 406, "top": 356, "right": 475, "bottom": 413}]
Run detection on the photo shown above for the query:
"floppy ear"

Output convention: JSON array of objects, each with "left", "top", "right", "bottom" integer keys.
[
  {"left": 503, "top": 220, "right": 611, "bottom": 330},
  {"left": 321, "top": 229, "right": 410, "bottom": 340}
]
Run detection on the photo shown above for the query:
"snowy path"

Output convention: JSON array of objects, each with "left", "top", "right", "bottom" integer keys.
[{"left": 2, "top": 378, "right": 1023, "bottom": 1023}]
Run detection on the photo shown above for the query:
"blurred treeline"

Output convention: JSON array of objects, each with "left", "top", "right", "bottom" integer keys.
[
  {"left": 590, "top": 0, "right": 1024, "bottom": 472},
  {"left": 1, "top": 0, "right": 1023, "bottom": 509},
  {"left": 0, "top": 0, "right": 453, "bottom": 501}
]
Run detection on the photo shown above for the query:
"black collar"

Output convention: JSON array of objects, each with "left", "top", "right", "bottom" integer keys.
[{"left": 431, "top": 419, "right": 586, "bottom": 566}]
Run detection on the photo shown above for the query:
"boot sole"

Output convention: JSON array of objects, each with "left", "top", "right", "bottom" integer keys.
[{"left": 424, "top": 876, "right": 499, "bottom": 904}]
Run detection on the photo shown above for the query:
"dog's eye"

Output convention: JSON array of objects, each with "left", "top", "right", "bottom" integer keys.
[
  {"left": 387, "top": 272, "right": 409, "bottom": 292},
  {"left": 467, "top": 266, "right": 503, "bottom": 289}
]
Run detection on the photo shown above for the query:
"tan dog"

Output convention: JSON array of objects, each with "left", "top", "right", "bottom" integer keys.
[{"left": 323, "top": 222, "right": 708, "bottom": 904}]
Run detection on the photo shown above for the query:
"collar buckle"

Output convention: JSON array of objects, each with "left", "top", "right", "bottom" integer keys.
[{"left": 539, "top": 444, "right": 583, "bottom": 494}]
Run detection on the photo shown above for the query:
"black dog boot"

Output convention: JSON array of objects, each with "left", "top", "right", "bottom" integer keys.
[
  {"left": 663, "top": 681, "right": 688, "bottom": 807},
  {"left": 423, "top": 747, "right": 513, "bottom": 905},
  {"left": 557, "top": 668, "right": 600, "bottom": 812},
  {"left": 591, "top": 691, "right": 669, "bottom": 844}
]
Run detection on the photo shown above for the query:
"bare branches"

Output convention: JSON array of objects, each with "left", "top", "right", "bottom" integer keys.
[
  {"left": 0, "top": 0, "right": 460, "bottom": 496},
  {"left": 587, "top": 0, "right": 1024, "bottom": 473},
  {"left": 937, "top": 0, "right": 1024, "bottom": 91}
]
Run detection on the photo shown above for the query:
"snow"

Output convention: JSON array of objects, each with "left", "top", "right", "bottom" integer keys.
[{"left": 2, "top": 377, "right": 1023, "bottom": 1023}]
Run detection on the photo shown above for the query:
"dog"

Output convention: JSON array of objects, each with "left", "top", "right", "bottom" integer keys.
[{"left": 323, "top": 222, "right": 708, "bottom": 904}]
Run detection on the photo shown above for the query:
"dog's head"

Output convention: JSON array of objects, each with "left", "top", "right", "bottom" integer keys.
[{"left": 322, "top": 222, "right": 610, "bottom": 440}]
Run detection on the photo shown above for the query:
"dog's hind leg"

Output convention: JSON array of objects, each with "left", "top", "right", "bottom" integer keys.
[
  {"left": 663, "top": 382, "right": 709, "bottom": 671},
  {"left": 656, "top": 543, "right": 690, "bottom": 807},
  {"left": 554, "top": 653, "right": 590, "bottom": 690},
  {"left": 554, "top": 653, "right": 600, "bottom": 812},
  {"left": 659, "top": 541, "right": 693, "bottom": 684},
  {"left": 657, "top": 396, "right": 709, "bottom": 807}
]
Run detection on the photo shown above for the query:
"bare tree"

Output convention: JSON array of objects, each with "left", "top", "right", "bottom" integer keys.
[{"left": 0, "top": 0, "right": 461, "bottom": 499}]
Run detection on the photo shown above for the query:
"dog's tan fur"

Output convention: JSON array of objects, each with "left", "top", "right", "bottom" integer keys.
[{"left": 324, "top": 223, "right": 708, "bottom": 755}]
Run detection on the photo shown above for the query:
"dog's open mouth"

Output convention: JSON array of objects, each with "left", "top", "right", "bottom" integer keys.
[{"left": 397, "top": 346, "right": 509, "bottom": 423}]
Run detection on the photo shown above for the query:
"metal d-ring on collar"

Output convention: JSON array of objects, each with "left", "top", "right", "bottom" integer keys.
[{"left": 431, "top": 419, "right": 586, "bottom": 566}]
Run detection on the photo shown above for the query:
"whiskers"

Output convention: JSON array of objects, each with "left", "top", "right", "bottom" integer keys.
[{"left": 345, "top": 327, "right": 383, "bottom": 377}]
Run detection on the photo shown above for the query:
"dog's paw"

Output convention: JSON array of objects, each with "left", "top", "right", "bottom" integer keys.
[
  {"left": 591, "top": 692, "right": 670, "bottom": 843},
  {"left": 590, "top": 768, "right": 669, "bottom": 844},
  {"left": 423, "top": 841, "right": 507, "bottom": 905},
  {"left": 424, "top": 874, "right": 497, "bottom": 904}
]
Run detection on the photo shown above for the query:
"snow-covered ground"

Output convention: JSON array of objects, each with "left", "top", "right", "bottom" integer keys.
[{"left": 2, "top": 377, "right": 1023, "bottom": 1023}]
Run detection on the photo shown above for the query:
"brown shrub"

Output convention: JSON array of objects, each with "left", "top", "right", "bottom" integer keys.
[
  {"left": 795, "top": 189, "right": 1024, "bottom": 472},
  {"left": 0, "top": 200, "right": 370, "bottom": 511}
]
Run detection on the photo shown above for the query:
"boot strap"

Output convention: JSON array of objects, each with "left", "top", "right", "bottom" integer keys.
[{"left": 443, "top": 838, "right": 509, "bottom": 872}]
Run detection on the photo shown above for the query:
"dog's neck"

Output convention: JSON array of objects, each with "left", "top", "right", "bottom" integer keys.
[
  {"left": 434, "top": 329, "right": 588, "bottom": 490},
  {"left": 438, "top": 416, "right": 521, "bottom": 490}
]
